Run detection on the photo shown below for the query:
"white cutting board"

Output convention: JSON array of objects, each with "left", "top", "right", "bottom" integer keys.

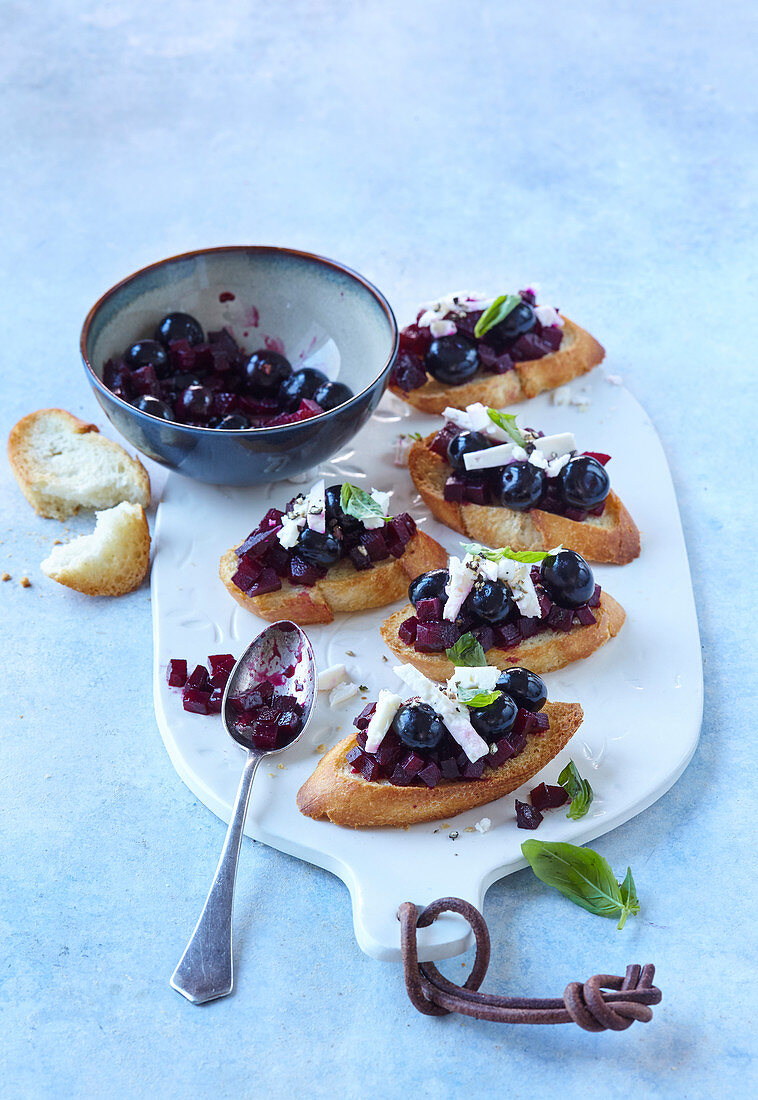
[{"left": 151, "top": 370, "right": 703, "bottom": 962}]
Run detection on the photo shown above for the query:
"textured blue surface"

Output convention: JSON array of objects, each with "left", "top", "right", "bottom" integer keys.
[{"left": 1, "top": 2, "right": 756, "bottom": 1096}]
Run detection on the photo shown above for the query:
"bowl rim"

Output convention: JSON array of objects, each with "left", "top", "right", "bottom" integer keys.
[{"left": 79, "top": 244, "right": 399, "bottom": 435}]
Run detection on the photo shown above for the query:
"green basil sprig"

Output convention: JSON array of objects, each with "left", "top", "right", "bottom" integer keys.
[
  {"left": 456, "top": 686, "right": 501, "bottom": 708},
  {"left": 340, "top": 483, "right": 388, "bottom": 523},
  {"left": 558, "top": 760, "right": 594, "bottom": 820},
  {"left": 486, "top": 408, "right": 528, "bottom": 448},
  {"left": 445, "top": 632, "right": 487, "bottom": 667},
  {"left": 521, "top": 840, "right": 640, "bottom": 930},
  {"left": 462, "top": 542, "right": 557, "bottom": 565},
  {"left": 474, "top": 294, "right": 522, "bottom": 339}
]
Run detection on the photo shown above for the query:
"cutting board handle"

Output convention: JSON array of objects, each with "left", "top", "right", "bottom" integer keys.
[{"left": 399, "top": 898, "right": 662, "bottom": 1031}]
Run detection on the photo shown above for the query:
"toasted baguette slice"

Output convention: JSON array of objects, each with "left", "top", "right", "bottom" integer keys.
[
  {"left": 8, "top": 408, "right": 150, "bottom": 520},
  {"left": 390, "top": 318, "right": 604, "bottom": 415},
  {"left": 381, "top": 593, "right": 625, "bottom": 680},
  {"left": 219, "top": 530, "right": 448, "bottom": 624},
  {"left": 297, "top": 701, "right": 583, "bottom": 827},
  {"left": 41, "top": 502, "right": 150, "bottom": 596},
  {"left": 408, "top": 436, "right": 640, "bottom": 564}
]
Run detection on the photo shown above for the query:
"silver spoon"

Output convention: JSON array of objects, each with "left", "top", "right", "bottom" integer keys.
[{"left": 170, "top": 620, "right": 316, "bottom": 1005}]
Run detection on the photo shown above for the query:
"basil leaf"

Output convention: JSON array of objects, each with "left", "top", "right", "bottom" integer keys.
[
  {"left": 487, "top": 408, "right": 528, "bottom": 448},
  {"left": 521, "top": 840, "right": 637, "bottom": 928},
  {"left": 617, "top": 867, "right": 640, "bottom": 930},
  {"left": 461, "top": 543, "right": 554, "bottom": 565},
  {"left": 340, "top": 483, "right": 387, "bottom": 523},
  {"left": 557, "top": 760, "right": 594, "bottom": 820},
  {"left": 445, "top": 632, "right": 487, "bottom": 667},
  {"left": 456, "top": 687, "right": 501, "bottom": 708},
  {"left": 474, "top": 294, "right": 522, "bottom": 339}
]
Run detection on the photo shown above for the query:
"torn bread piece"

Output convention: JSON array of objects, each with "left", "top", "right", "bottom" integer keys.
[{"left": 41, "top": 502, "right": 150, "bottom": 596}]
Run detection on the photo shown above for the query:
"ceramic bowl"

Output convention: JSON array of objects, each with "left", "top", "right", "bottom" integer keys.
[{"left": 80, "top": 246, "right": 398, "bottom": 485}]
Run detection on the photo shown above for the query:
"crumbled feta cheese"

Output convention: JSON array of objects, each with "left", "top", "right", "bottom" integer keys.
[
  {"left": 465, "top": 402, "right": 494, "bottom": 435},
  {"left": 443, "top": 555, "right": 478, "bottom": 621},
  {"left": 429, "top": 319, "right": 457, "bottom": 338},
  {"left": 329, "top": 681, "right": 360, "bottom": 707},
  {"left": 393, "top": 664, "right": 490, "bottom": 762},
  {"left": 570, "top": 388, "right": 592, "bottom": 410},
  {"left": 534, "top": 305, "right": 564, "bottom": 329},
  {"left": 305, "top": 479, "right": 326, "bottom": 533},
  {"left": 393, "top": 435, "right": 414, "bottom": 467},
  {"left": 474, "top": 817, "right": 492, "bottom": 834},
  {"left": 277, "top": 479, "right": 326, "bottom": 546},
  {"left": 531, "top": 433, "right": 576, "bottom": 459},
  {"left": 448, "top": 666, "right": 500, "bottom": 699},
  {"left": 317, "top": 663, "right": 348, "bottom": 692},
  {"left": 363, "top": 689, "right": 402, "bottom": 753},
  {"left": 551, "top": 385, "right": 572, "bottom": 406},
  {"left": 605, "top": 373, "right": 623, "bottom": 386},
  {"left": 442, "top": 406, "right": 474, "bottom": 431},
  {"left": 496, "top": 558, "right": 542, "bottom": 619},
  {"left": 278, "top": 515, "right": 302, "bottom": 549},
  {"left": 462, "top": 442, "right": 515, "bottom": 472}
]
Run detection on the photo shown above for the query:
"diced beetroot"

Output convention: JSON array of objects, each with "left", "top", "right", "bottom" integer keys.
[
  {"left": 472, "top": 625, "right": 494, "bottom": 653},
  {"left": 348, "top": 545, "right": 373, "bottom": 571},
  {"left": 346, "top": 745, "right": 364, "bottom": 767},
  {"left": 245, "top": 567, "right": 282, "bottom": 597},
  {"left": 168, "top": 338, "right": 196, "bottom": 372},
  {"left": 388, "top": 513, "right": 415, "bottom": 544},
  {"left": 520, "top": 289, "right": 537, "bottom": 305},
  {"left": 233, "top": 682, "right": 274, "bottom": 712},
  {"left": 252, "top": 722, "right": 279, "bottom": 750},
  {"left": 418, "top": 761, "right": 442, "bottom": 788},
  {"left": 444, "top": 474, "right": 466, "bottom": 502},
  {"left": 540, "top": 325, "right": 564, "bottom": 351},
  {"left": 462, "top": 758, "right": 485, "bottom": 780},
  {"left": 263, "top": 540, "right": 291, "bottom": 577},
  {"left": 208, "top": 654, "right": 235, "bottom": 679},
  {"left": 512, "top": 708, "right": 534, "bottom": 736},
  {"left": 260, "top": 507, "right": 285, "bottom": 529},
  {"left": 383, "top": 525, "right": 407, "bottom": 559},
  {"left": 547, "top": 605, "right": 574, "bottom": 632},
  {"left": 582, "top": 451, "right": 611, "bottom": 466},
  {"left": 588, "top": 501, "right": 606, "bottom": 517},
  {"left": 462, "top": 477, "right": 490, "bottom": 505},
  {"left": 208, "top": 328, "right": 239, "bottom": 354},
  {"left": 430, "top": 423, "right": 461, "bottom": 459},
  {"left": 360, "top": 529, "right": 390, "bottom": 562},
  {"left": 211, "top": 392, "right": 238, "bottom": 418},
  {"left": 398, "top": 323, "right": 432, "bottom": 359},
  {"left": 515, "top": 799, "right": 543, "bottom": 830},
  {"left": 239, "top": 394, "right": 281, "bottom": 417},
  {"left": 532, "top": 712, "right": 550, "bottom": 733},
  {"left": 508, "top": 729, "right": 529, "bottom": 756},
  {"left": 130, "top": 364, "right": 160, "bottom": 397},
  {"left": 103, "top": 358, "right": 132, "bottom": 395},
  {"left": 187, "top": 664, "right": 211, "bottom": 691},
  {"left": 401, "top": 752, "right": 426, "bottom": 777},
  {"left": 530, "top": 782, "right": 568, "bottom": 811},
  {"left": 564, "top": 507, "right": 589, "bottom": 522},
  {"left": 537, "top": 591, "right": 552, "bottom": 617},
  {"left": 389, "top": 765, "right": 413, "bottom": 787},
  {"left": 276, "top": 710, "right": 301, "bottom": 740},
  {"left": 398, "top": 616, "right": 418, "bottom": 645},
  {"left": 208, "top": 688, "right": 224, "bottom": 714},
  {"left": 416, "top": 597, "right": 443, "bottom": 623},
  {"left": 478, "top": 343, "right": 515, "bottom": 373},
  {"left": 415, "top": 620, "right": 459, "bottom": 653},
  {"left": 359, "top": 756, "right": 383, "bottom": 782},
  {"left": 510, "top": 333, "right": 552, "bottom": 362},
  {"left": 439, "top": 756, "right": 461, "bottom": 780},
  {"left": 236, "top": 526, "right": 280, "bottom": 560},
  {"left": 182, "top": 687, "right": 212, "bottom": 715},
  {"left": 376, "top": 733, "right": 404, "bottom": 771},
  {"left": 530, "top": 566, "right": 541, "bottom": 583},
  {"left": 167, "top": 658, "right": 188, "bottom": 688},
  {"left": 391, "top": 349, "right": 428, "bottom": 392},
  {"left": 287, "top": 556, "right": 322, "bottom": 587},
  {"left": 355, "top": 731, "right": 368, "bottom": 751},
  {"left": 266, "top": 398, "right": 323, "bottom": 426},
  {"left": 518, "top": 616, "right": 542, "bottom": 640},
  {"left": 495, "top": 622, "right": 521, "bottom": 649},
  {"left": 575, "top": 605, "right": 597, "bottom": 626},
  {"left": 588, "top": 584, "right": 602, "bottom": 608},
  {"left": 485, "top": 737, "right": 516, "bottom": 769},
  {"left": 354, "top": 702, "right": 377, "bottom": 731}
]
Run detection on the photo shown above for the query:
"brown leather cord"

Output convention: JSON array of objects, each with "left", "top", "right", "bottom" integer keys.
[{"left": 398, "top": 898, "right": 661, "bottom": 1031}]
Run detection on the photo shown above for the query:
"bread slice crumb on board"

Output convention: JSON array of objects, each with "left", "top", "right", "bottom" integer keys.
[
  {"left": 8, "top": 408, "right": 150, "bottom": 519},
  {"left": 41, "top": 502, "right": 150, "bottom": 596},
  {"left": 297, "top": 701, "right": 583, "bottom": 827}
]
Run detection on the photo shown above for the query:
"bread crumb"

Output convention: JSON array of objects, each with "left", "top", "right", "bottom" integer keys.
[
  {"left": 464, "top": 826, "right": 475, "bottom": 833},
  {"left": 53, "top": 539, "right": 63, "bottom": 545},
  {"left": 552, "top": 384, "right": 572, "bottom": 405},
  {"left": 20, "top": 576, "right": 31, "bottom": 588},
  {"left": 1, "top": 572, "right": 10, "bottom": 581},
  {"left": 277, "top": 763, "right": 285, "bottom": 770},
  {"left": 605, "top": 373, "right": 623, "bottom": 386},
  {"left": 316, "top": 743, "right": 326, "bottom": 753},
  {"left": 268, "top": 772, "right": 276, "bottom": 778}
]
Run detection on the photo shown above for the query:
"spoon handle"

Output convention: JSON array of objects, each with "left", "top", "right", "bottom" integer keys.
[{"left": 170, "top": 749, "right": 261, "bottom": 1004}]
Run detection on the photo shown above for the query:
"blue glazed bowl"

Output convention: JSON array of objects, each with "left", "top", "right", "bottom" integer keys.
[{"left": 80, "top": 246, "right": 398, "bottom": 485}]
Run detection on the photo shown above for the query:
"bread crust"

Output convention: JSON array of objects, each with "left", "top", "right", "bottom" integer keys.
[
  {"left": 380, "top": 593, "right": 626, "bottom": 680},
  {"left": 296, "top": 700, "right": 584, "bottom": 827},
  {"left": 408, "top": 436, "right": 640, "bottom": 564},
  {"left": 389, "top": 318, "right": 605, "bottom": 415},
  {"left": 8, "top": 408, "right": 150, "bottom": 519},
  {"left": 219, "top": 529, "right": 449, "bottom": 624}
]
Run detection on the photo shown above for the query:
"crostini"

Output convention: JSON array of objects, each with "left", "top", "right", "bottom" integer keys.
[
  {"left": 380, "top": 545, "right": 625, "bottom": 681},
  {"left": 408, "top": 404, "right": 640, "bottom": 564},
  {"left": 389, "top": 289, "right": 604, "bottom": 415},
  {"left": 297, "top": 663, "right": 583, "bottom": 827},
  {"left": 220, "top": 480, "right": 448, "bottom": 624}
]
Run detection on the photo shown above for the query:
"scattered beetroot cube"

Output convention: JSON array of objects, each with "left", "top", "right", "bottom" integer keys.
[
  {"left": 264, "top": 541, "right": 291, "bottom": 577},
  {"left": 236, "top": 527, "right": 280, "bottom": 560},
  {"left": 540, "top": 325, "right": 563, "bottom": 351},
  {"left": 518, "top": 616, "right": 542, "bottom": 640},
  {"left": 400, "top": 751, "right": 426, "bottom": 777},
  {"left": 429, "top": 423, "right": 460, "bottom": 459},
  {"left": 582, "top": 451, "right": 611, "bottom": 466},
  {"left": 439, "top": 756, "right": 461, "bottom": 779},
  {"left": 444, "top": 474, "right": 466, "bottom": 502},
  {"left": 575, "top": 605, "right": 597, "bottom": 626},
  {"left": 507, "top": 730, "right": 528, "bottom": 756},
  {"left": 485, "top": 737, "right": 516, "bottom": 769},
  {"left": 398, "top": 322, "right": 432, "bottom": 359},
  {"left": 547, "top": 605, "right": 574, "bottom": 632},
  {"left": 251, "top": 722, "right": 278, "bottom": 750},
  {"left": 512, "top": 708, "right": 535, "bottom": 737},
  {"left": 187, "top": 664, "right": 211, "bottom": 691},
  {"left": 462, "top": 758, "right": 485, "bottom": 780},
  {"left": 359, "top": 755, "right": 382, "bottom": 782},
  {"left": 415, "top": 620, "right": 458, "bottom": 653},
  {"left": 530, "top": 782, "right": 568, "bottom": 812},
  {"left": 418, "top": 761, "right": 442, "bottom": 788},
  {"left": 288, "top": 555, "right": 323, "bottom": 587},
  {"left": 532, "top": 712, "right": 550, "bottom": 733},
  {"left": 515, "top": 799, "right": 543, "bottom": 830},
  {"left": 231, "top": 557, "right": 263, "bottom": 593},
  {"left": 355, "top": 730, "right": 368, "bottom": 749},
  {"left": 391, "top": 349, "right": 428, "bottom": 392},
  {"left": 167, "top": 658, "right": 188, "bottom": 688},
  {"left": 182, "top": 687, "right": 213, "bottom": 715},
  {"left": 389, "top": 765, "right": 413, "bottom": 786},
  {"left": 398, "top": 616, "right": 418, "bottom": 645},
  {"left": 360, "top": 529, "right": 390, "bottom": 562},
  {"left": 462, "top": 476, "right": 490, "bottom": 505},
  {"left": 348, "top": 544, "right": 373, "bottom": 571},
  {"left": 376, "top": 733, "right": 403, "bottom": 771},
  {"left": 472, "top": 625, "right": 494, "bottom": 652},
  {"left": 208, "top": 654, "right": 235, "bottom": 678},
  {"left": 208, "top": 688, "right": 224, "bottom": 714},
  {"left": 130, "top": 364, "right": 160, "bottom": 397},
  {"left": 354, "top": 702, "right": 377, "bottom": 730},
  {"left": 495, "top": 622, "right": 521, "bottom": 649},
  {"left": 588, "top": 584, "right": 602, "bottom": 608},
  {"left": 247, "top": 567, "right": 283, "bottom": 597},
  {"left": 416, "top": 597, "right": 442, "bottom": 623},
  {"left": 346, "top": 745, "right": 364, "bottom": 767}
]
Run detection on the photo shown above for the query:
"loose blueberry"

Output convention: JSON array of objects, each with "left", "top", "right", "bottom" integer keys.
[
  {"left": 409, "top": 569, "right": 450, "bottom": 607},
  {"left": 497, "top": 462, "right": 546, "bottom": 511},
  {"left": 391, "top": 702, "right": 446, "bottom": 750},
  {"left": 133, "top": 394, "right": 174, "bottom": 420},
  {"left": 495, "top": 667, "right": 547, "bottom": 712},
  {"left": 540, "top": 549, "right": 595, "bottom": 609},
  {"left": 279, "top": 368, "right": 329, "bottom": 411},
  {"left": 217, "top": 413, "right": 251, "bottom": 429},
  {"left": 558, "top": 456, "right": 610, "bottom": 510},
  {"left": 176, "top": 384, "right": 213, "bottom": 421},
  {"left": 125, "top": 339, "right": 170, "bottom": 376},
  {"left": 312, "top": 380, "right": 353, "bottom": 411},
  {"left": 446, "top": 431, "right": 491, "bottom": 471},
  {"left": 296, "top": 528, "right": 341, "bottom": 568},
  {"left": 244, "top": 349, "right": 292, "bottom": 392},
  {"left": 424, "top": 333, "right": 480, "bottom": 385},
  {"left": 155, "top": 312, "right": 204, "bottom": 347},
  {"left": 469, "top": 579, "right": 515, "bottom": 624},
  {"left": 468, "top": 693, "right": 517, "bottom": 742}
]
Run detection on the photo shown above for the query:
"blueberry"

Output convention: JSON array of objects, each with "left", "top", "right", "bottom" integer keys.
[
  {"left": 468, "top": 693, "right": 517, "bottom": 742},
  {"left": 469, "top": 579, "right": 515, "bottom": 624},
  {"left": 484, "top": 301, "right": 536, "bottom": 350},
  {"left": 279, "top": 368, "right": 329, "bottom": 411},
  {"left": 296, "top": 528, "right": 341, "bottom": 568},
  {"left": 133, "top": 395, "right": 173, "bottom": 420},
  {"left": 446, "top": 430, "right": 491, "bottom": 471},
  {"left": 217, "top": 413, "right": 251, "bottom": 430},
  {"left": 495, "top": 667, "right": 547, "bottom": 712},
  {"left": 176, "top": 384, "right": 213, "bottom": 421},
  {"left": 408, "top": 569, "right": 450, "bottom": 607},
  {"left": 125, "top": 339, "right": 170, "bottom": 377},
  {"left": 557, "top": 456, "right": 610, "bottom": 510},
  {"left": 312, "top": 380, "right": 353, "bottom": 411},
  {"left": 424, "top": 333, "right": 480, "bottom": 385},
  {"left": 391, "top": 702, "right": 446, "bottom": 749},
  {"left": 324, "top": 483, "right": 362, "bottom": 537},
  {"left": 155, "top": 312, "right": 204, "bottom": 347},
  {"left": 497, "top": 462, "right": 546, "bottom": 511},
  {"left": 243, "top": 349, "right": 292, "bottom": 392},
  {"left": 540, "top": 549, "right": 595, "bottom": 609}
]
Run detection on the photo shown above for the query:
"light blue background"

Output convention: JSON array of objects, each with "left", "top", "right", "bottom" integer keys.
[{"left": 2, "top": 2, "right": 756, "bottom": 1097}]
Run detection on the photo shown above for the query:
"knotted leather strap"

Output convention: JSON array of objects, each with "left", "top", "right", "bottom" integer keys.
[{"left": 398, "top": 898, "right": 661, "bottom": 1031}]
